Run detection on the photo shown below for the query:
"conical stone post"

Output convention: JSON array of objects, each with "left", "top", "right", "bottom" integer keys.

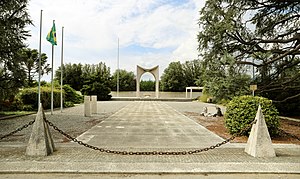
[
  {"left": 245, "top": 105, "right": 276, "bottom": 157},
  {"left": 26, "top": 103, "right": 55, "bottom": 156}
]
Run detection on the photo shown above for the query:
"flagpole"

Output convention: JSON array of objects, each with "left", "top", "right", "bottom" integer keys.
[
  {"left": 60, "top": 26, "right": 64, "bottom": 113},
  {"left": 117, "top": 38, "right": 119, "bottom": 97},
  {"left": 51, "top": 20, "right": 55, "bottom": 115},
  {"left": 38, "top": 10, "right": 43, "bottom": 108}
]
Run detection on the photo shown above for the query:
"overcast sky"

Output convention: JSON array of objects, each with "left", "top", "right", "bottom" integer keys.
[{"left": 26, "top": 0, "right": 205, "bottom": 81}]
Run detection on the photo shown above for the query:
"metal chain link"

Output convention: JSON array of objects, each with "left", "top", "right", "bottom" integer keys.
[
  {"left": 0, "top": 120, "right": 35, "bottom": 140},
  {"left": 45, "top": 118, "right": 257, "bottom": 155}
]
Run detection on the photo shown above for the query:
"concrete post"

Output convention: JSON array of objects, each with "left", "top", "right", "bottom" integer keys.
[
  {"left": 84, "top": 96, "right": 91, "bottom": 117},
  {"left": 26, "top": 103, "right": 55, "bottom": 156},
  {"left": 245, "top": 105, "right": 276, "bottom": 157},
  {"left": 91, "top": 95, "right": 97, "bottom": 114}
]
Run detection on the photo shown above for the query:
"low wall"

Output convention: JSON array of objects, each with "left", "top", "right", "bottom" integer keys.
[{"left": 110, "top": 91, "right": 202, "bottom": 99}]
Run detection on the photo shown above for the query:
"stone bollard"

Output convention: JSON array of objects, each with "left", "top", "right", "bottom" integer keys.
[
  {"left": 245, "top": 105, "right": 276, "bottom": 157},
  {"left": 91, "top": 95, "right": 97, "bottom": 114},
  {"left": 26, "top": 103, "right": 55, "bottom": 156},
  {"left": 84, "top": 96, "right": 91, "bottom": 117}
]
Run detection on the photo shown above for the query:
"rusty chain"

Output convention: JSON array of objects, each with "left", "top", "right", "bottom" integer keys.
[
  {"left": 0, "top": 119, "right": 35, "bottom": 140},
  {"left": 45, "top": 118, "right": 257, "bottom": 155}
]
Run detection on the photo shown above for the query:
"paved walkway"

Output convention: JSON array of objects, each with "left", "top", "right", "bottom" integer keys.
[
  {"left": 0, "top": 101, "right": 299, "bottom": 177},
  {"left": 76, "top": 101, "right": 223, "bottom": 149}
]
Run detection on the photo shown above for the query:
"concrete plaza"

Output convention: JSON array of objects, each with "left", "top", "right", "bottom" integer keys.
[{"left": 0, "top": 101, "right": 299, "bottom": 177}]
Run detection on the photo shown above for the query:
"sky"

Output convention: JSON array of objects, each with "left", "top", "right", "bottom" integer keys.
[{"left": 26, "top": 0, "right": 205, "bottom": 81}]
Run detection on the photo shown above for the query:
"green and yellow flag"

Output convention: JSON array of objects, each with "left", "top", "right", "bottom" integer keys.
[{"left": 46, "top": 21, "right": 57, "bottom": 45}]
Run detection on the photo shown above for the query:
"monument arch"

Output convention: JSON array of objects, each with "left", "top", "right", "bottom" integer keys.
[{"left": 136, "top": 65, "right": 159, "bottom": 98}]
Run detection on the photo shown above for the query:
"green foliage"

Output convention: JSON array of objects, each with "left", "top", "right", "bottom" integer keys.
[
  {"left": 161, "top": 60, "right": 205, "bottom": 92},
  {"left": 204, "top": 54, "right": 252, "bottom": 102},
  {"left": 81, "top": 82, "right": 111, "bottom": 100},
  {"left": 64, "top": 101, "right": 74, "bottom": 108},
  {"left": 19, "top": 87, "right": 61, "bottom": 110},
  {"left": 161, "top": 61, "right": 186, "bottom": 91},
  {"left": 55, "top": 62, "right": 112, "bottom": 100},
  {"left": 17, "top": 48, "right": 50, "bottom": 87},
  {"left": 55, "top": 63, "right": 83, "bottom": 91},
  {"left": 183, "top": 60, "right": 205, "bottom": 87},
  {"left": 111, "top": 69, "right": 135, "bottom": 91},
  {"left": 198, "top": 0, "right": 300, "bottom": 115},
  {"left": 140, "top": 80, "right": 155, "bottom": 91},
  {"left": 0, "top": 0, "right": 31, "bottom": 102},
  {"left": 63, "top": 84, "right": 83, "bottom": 104},
  {"left": 225, "top": 95, "right": 280, "bottom": 137},
  {"left": 80, "top": 63, "right": 112, "bottom": 100}
]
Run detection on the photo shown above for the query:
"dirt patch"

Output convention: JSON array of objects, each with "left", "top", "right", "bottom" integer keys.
[{"left": 184, "top": 112, "right": 300, "bottom": 145}]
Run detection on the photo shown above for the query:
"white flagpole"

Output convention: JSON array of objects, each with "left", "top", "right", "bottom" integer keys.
[
  {"left": 117, "top": 38, "right": 119, "bottom": 97},
  {"left": 51, "top": 20, "right": 55, "bottom": 115},
  {"left": 38, "top": 10, "right": 43, "bottom": 108},
  {"left": 60, "top": 26, "right": 64, "bottom": 113}
]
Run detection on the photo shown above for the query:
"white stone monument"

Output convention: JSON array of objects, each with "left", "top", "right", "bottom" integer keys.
[
  {"left": 26, "top": 103, "right": 55, "bottom": 156},
  {"left": 245, "top": 105, "right": 276, "bottom": 157},
  {"left": 136, "top": 65, "right": 159, "bottom": 98}
]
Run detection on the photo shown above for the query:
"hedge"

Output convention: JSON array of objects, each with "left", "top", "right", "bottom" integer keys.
[{"left": 19, "top": 87, "right": 62, "bottom": 110}]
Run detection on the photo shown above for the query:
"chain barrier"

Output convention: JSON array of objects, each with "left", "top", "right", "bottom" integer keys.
[
  {"left": 0, "top": 120, "right": 35, "bottom": 140},
  {"left": 45, "top": 118, "right": 257, "bottom": 155},
  {"left": 2, "top": 115, "right": 298, "bottom": 154}
]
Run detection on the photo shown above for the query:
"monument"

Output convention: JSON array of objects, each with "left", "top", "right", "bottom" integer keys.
[{"left": 136, "top": 65, "right": 159, "bottom": 98}]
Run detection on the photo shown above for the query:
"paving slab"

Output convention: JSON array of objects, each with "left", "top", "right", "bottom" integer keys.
[
  {"left": 0, "top": 101, "right": 299, "bottom": 175},
  {"left": 76, "top": 101, "right": 224, "bottom": 148}
]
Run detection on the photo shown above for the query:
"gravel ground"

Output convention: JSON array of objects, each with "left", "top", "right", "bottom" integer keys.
[{"left": 0, "top": 101, "right": 130, "bottom": 143}]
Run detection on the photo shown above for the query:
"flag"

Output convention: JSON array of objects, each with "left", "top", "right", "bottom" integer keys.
[{"left": 46, "top": 21, "right": 57, "bottom": 45}]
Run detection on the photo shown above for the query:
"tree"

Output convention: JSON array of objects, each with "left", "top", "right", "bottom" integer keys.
[
  {"left": 204, "top": 53, "right": 251, "bottom": 102},
  {"left": 140, "top": 80, "right": 155, "bottom": 91},
  {"left": 161, "top": 61, "right": 186, "bottom": 91},
  {"left": 55, "top": 63, "right": 83, "bottom": 91},
  {"left": 18, "top": 48, "right": 50, "bottom": 87},
  {"left": 0, "top": 0, "right": 32, "bottom": 102},
  {"left": 111, "top": 69, "right": 135, "bottom": 91},
  {"left": 182, "top": 59, "right": 205, "bottom": 87},
  {"left": 80, "top": 62, "right": 112, "bottom": 100},
  {"left": 198, "top": 0, "right": 300, "bottom": 114}
]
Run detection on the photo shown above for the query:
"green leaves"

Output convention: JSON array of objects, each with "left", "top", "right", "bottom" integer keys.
[{"left": 225, "top": 95, "right": 280, "bottom": 136}]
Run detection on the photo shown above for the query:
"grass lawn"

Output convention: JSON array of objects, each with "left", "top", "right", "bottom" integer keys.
[{"left": 0, "top": 111, "right": 34, "bottom": 118}]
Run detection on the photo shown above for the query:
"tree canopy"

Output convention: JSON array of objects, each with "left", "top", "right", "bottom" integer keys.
[
  {"left": 198, "top": 0, "right": 300, "bottom": 114},
  {"left": 160, "top": 60, "right": 204, "bottom": 92},
  {"left": 111, "top": 69, "right": 135, "bottom": 91},
  {"left": 18, "top": 48, "right": 50, "bottom": 87},
  {"left": 0, "top": 0, "right": 32, "bottom": 102}
]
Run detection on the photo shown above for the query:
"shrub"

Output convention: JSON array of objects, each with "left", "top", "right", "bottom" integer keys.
[
  {"left": 81, "top": 82, "right": 111, "bottom": 100},
  {"left": 64, "top": 101, "right": 74, "bottom": 108},
  {"left": 63, "top": 84, "right": 83, "bottom": 104},
  {"left": 19, "top": 87, "right": 61, "bottom": 110},
  {"left": 225, "top": 95, "right": 279, "bottom": 136}
]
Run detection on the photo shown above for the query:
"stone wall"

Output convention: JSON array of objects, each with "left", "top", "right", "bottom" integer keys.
[{"left": 110, "top": 91, "right": 202, "bottom": 99}]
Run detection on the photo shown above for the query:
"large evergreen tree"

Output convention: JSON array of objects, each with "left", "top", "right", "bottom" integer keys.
[
  {"left": 198, "top": 0, "right": 300, "bottom": 115},
  {"left": 0, "top": 0, "right": 32, "bottom": 101},
  {"left": 18, "top": 48, "right": 50, "bottom": 87}
]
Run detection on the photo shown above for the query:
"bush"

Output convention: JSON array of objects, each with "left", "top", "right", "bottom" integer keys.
[
  {"left": 81, "top": 82, "right": 111, "bottom": 100},
  {"left": 19, "top": 87, "right": 62, "bottom": 110},
  {"left": 225, "top": 95, "right": 279, "bottom": 136},
  {"left": 63, "top": 84, "right": 83, "bottom": 104},
  {"left": 64, "top": 101, "right": 74, "bottom": 108}
]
